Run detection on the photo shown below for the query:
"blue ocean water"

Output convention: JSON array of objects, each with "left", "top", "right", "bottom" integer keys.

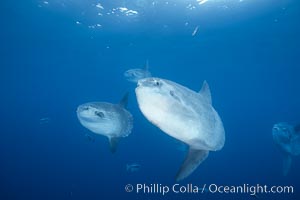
[{"left": 1, "top": 0, "right": 300, "bottom": 199}]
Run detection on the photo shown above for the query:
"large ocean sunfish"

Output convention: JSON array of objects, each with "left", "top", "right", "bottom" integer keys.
[
  {"left": 272, "top": 122, "right": 300, "bottom": 175},
  {"left": 135, "top": 78, "right": 225, "bottom": 181},
  {"left": 124, "top": 60, "right": 152, "bottom": 83},
  {"left": 77, "top": 93, "right": 133, "bottom": 153}
]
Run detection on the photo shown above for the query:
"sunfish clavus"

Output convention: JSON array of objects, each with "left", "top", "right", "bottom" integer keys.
[
  {"left": 77, "top": 93, "right": 133, "bottom": 153},
  {"left": 272, "top": 122, "right": 300, "bottom": 175},
  {"left": 135, "top": 78, "right": 225, "bottom": 181}
]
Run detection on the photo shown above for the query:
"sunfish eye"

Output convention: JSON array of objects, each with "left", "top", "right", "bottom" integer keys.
[
  {"left": 95, "top": 111, "right": 104, "bottom": 118},
  {"left": 82, "top": 106, "right": 89, "bottom": 111},
  {"left": 154, "top": 80, "right": 161, "bottom": 86}
]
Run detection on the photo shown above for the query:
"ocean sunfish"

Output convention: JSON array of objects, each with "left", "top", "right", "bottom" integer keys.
[
  {"left": 126, "top": 163, "right": 141, "bottom": 173},
  {"left": 77, "top": 93, "right": 133, "bottom": 153},
  {"left": 272, "top": 122, "right": 300, "bottom": 175},
  {"left": 135, "top": 78, "right": 225, "bottom": 181},
  {"left": 39, "top": 117, "right": 50, "bottom": 124},
  {"left": 124, "top": 60, "right": 152, "bottom": 83}
]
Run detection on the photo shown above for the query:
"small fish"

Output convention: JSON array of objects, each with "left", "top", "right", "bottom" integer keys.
[
  {"left": 192, "top": 26, "right": 199, "bottom": 36},
  {"left": 126, "top": 163, "right": 141, "bottom": 172},
  {"left": 124, "top": 60, "right": 152, "bottom": 83},
  {"left": 39, "top": 117, "right": 50, "bottom": 124}
]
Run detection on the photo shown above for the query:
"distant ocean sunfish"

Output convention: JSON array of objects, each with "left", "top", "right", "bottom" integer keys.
[
  {"left": 135, "top": 77, "right": 225, "bottom": 181},
  {"left": 77, "top": 93, "right": 133, "bottom": 153},
  {"left": 126, "top": 163, "right": 141, "bottom": 172},
  {"left": 272, "top": 122, "right": 300, "bottom": 175},
  {"left": 124, "top": 60, "right": 152, "bottom": 83}
]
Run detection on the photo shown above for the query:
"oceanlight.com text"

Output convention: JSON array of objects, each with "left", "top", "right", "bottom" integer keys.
[{"left": 124, "top": 183, "right": 294, "bottom": 196}]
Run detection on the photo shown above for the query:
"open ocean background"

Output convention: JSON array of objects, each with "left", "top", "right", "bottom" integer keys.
[{"left": 0, "top": 0, "right": 299, "bottom": 199}]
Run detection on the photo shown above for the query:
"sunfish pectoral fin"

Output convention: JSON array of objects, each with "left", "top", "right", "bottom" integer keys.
[
  {"left": 282, "top": 154, "right": 292, "bottom": 176},
  {"left": 108, "top": 136, "right": 121, "bottom": 153},
  {"left": 119, "top": 92, "right": 129, "bottom": 108},
  {"left": 175, "top": 148, "right": 209, "bottom": 181}
]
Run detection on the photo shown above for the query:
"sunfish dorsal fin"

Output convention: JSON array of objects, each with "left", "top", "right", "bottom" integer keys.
[
  {"left": 283, "top": 154, "right": 292, "bottom": 176},
  {"left": 199, "top": 80, "right": 212, "bottom": 104},
  {"left": 108, "top": 136, "right": 121, "bottom": 153},
  {"left": 294, "top": 124, "right": 300, "bottom": 133},
  {"left": 119, "top": 92, "right": 129, "bottom": 108},
  {"left": 144, "top": 59, "right": 149, "bottom": 71},
  {"left": 175, "top": 148, "right": 209, "bottom": 181}
]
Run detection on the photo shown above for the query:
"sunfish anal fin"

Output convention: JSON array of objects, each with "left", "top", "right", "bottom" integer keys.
[
  {"left": 283, "top": 154, "right": 292, "bottom": 176},
  {"left": 119, "top": 92, "right": 129, "bottom": 108},
  {"left": 199, "top": 81, "right": 212, "bottom": 105},
  {"left": 108, "top": 136, "right": 121, "bottom": 153},
  {"left": 175, "top": 148, "right": 209, "bottom": 182}
]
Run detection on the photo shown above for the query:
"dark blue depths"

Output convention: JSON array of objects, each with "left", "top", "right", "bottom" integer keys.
[{"left": 0, "top": 0, "right": 300, "bottom": 199}]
